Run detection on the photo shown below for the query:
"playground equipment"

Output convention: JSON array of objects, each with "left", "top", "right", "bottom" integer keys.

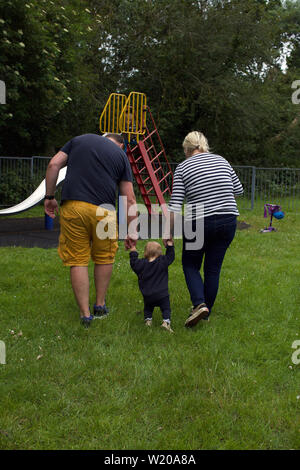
[
  {"left": 100, "top": 92, "right": 147, "bottom": 143},
  {"left": 0, "top": 167, "right": 67, "bottom": 216},
  {"left": 260, "top": 203, "right": 285, "bottom": 233},
  {"left": 100, "top": 91, "right": 173, "bottom": 216},
  {"left": 0, "top": 91, "right": 173, "bottom": 222}
]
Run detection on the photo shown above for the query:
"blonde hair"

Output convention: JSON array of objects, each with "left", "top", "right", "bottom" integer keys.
[
  {"left": 144, "top": 241, "right": 162, "bottom": 260},
  {"left": 182, "top": 131, "right": 210, "bottom": 157}
]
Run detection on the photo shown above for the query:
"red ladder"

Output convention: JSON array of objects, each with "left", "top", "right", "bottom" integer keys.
[{"left": 126, "top": 107, "right": 173, "bottom": 216}]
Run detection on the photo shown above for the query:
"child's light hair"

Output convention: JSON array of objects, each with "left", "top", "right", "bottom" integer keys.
[
  {"left": 144, "top": 241, "right": 162, "bottom": 260},
  {"left": 182, "top": 131, "right": 210, "bottom": 156}
]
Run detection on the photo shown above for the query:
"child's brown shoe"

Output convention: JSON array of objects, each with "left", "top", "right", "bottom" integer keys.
[{"left": 161, "top": 321, "right": 174, "bottom": 333}]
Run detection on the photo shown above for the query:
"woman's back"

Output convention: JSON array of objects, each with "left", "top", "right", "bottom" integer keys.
[{"left": 169, "top": 152, "right": 243, "bottom": 218}]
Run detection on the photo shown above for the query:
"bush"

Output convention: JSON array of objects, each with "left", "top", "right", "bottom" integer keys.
[{"left": 0, "top": 169, "right": 36, "bottom": 206}]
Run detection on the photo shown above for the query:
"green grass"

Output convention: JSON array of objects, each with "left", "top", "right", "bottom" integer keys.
[{"left": 0, "top": 206, "right": 300, "bottom": 450}]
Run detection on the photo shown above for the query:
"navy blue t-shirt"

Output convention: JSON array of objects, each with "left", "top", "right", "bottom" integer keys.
[{"left": 60, "top": 134, "right": 133, "bottom": 207}]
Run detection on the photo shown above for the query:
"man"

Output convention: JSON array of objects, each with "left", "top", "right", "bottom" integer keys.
[{"left": 44, "top": 133, "right": 137, "bottom": 327}]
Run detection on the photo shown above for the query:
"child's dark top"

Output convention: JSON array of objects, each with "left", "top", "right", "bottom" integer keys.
[{"left": 129, "top": 245, "right": 175, "bottom": 301}]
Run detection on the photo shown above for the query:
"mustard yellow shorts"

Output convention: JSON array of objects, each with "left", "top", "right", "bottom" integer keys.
[{"left": 58, "top": 200, "right": 118, "bottom": 266}]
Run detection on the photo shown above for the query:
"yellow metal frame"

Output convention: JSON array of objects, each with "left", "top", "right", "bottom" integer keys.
[
  {"left": 119, "top": 92, "right": 147, "bottom": 142},
  {"left": 99, "top": 92, "right": 147, "bottom": 142},
  {"left": 99, "top": 93, "right": 127, "bottom": 134}
]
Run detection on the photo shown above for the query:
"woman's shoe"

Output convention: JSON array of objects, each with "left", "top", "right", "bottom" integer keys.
[{"left": 185, "top": 303, "right": 209, "bottom": 327}]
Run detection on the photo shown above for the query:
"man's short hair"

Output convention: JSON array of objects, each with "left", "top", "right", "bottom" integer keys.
[{"left": 104, "top": 133, "right": 124, "bottom": 146}]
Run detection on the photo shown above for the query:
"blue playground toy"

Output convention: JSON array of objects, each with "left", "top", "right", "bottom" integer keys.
[{"left": 261, "top": 203, "right": 285, "bottom": 232}]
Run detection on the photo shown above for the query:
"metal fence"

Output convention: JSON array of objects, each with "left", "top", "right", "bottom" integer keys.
[
  {"left": 0, "top": 156, "right": 51, "bottom": 207},
  {"left": 163, "top": 163, "right": 300, "bottom": 213},
  {"left": 0, "top": 156, "right": 50, "bottom": 179},
  {"left": 1, "top": 156, "right": 300, "bottom": 213},
  {"left": 233, "top": 165, "right": 300, "bottom": 212}
]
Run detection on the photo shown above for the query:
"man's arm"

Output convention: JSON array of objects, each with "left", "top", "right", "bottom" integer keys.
[
  {"left": 44, "top": 151, "right": 68, "bottom": 218},
  {"left": 119, "top": 180, "right": 138, "bottom": 250}
]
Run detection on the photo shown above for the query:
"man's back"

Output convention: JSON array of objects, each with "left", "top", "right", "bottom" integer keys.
[{"left": 61, "top": 133, "right": 132, "bottom": 207}]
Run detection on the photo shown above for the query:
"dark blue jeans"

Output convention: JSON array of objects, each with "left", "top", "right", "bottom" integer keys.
[
  {"left": 182, "top": 214, "right": 237, "bottom": 314},
  {"left": 144, "top": 295, "right": 171, "bottom": 321}
]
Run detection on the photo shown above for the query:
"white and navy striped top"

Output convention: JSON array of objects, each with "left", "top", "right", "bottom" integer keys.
[{"left": 168, "top": 153, "right": 243, "bottom": 219}]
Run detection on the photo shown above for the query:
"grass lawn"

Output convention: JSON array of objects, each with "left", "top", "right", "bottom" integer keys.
[{"left": 0, "top": 205, "right": 299, "bottom": 450}]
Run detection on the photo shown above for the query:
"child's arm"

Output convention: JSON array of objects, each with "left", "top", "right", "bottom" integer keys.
[
  {"left": 129, "top": 250, "right": 144, "bottom": 275},
  {"left": 162, "top": 239, "right": 175, "bottom": 266},
  {"left": 129, "top": 246, "right": 137, "bottom": 252}
]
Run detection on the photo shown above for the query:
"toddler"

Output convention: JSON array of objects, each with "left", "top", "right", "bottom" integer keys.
[{"left": 129, "top": 240, "right": 175, "bottom": 332}]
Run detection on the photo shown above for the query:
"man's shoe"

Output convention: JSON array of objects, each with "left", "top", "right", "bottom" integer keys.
[
  {"left": 145, "top": 319, "right": 152, "bottom": 327},
  {"left": 80, "top": 314, "right": 94, "bottom": 328},
  {"left": 161, "top": 321, "right": 174, "bottom": 333},
  {"left": 185, "top": 303, "right": 209, "bottom": 328},
  {"left": 93, "top": 304, "right": 109, "bottom": 319}
]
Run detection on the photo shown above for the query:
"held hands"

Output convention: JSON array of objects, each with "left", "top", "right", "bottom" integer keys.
[
  {"left": 129, "top": 244, "right": 137, "bottom": 252},
  {"left": 125, "top": 234, "right": 173, "bottom": 251},
  {"left": 162, "top": 234, "right": 174, "bottom": 247},
  {"left": 44, "top": 199, "right": 59, "bottom": 219},
  {"left": 124, "top": 234, "right": 138, "bottom": 251}
]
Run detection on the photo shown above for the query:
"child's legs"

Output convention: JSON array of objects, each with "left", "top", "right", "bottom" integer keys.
[
  {"left": 144, "top": 300, "right": 155, "bottom": 321},
  {"left": 159, "top": 296, "right": 171, "bottom": 323}
]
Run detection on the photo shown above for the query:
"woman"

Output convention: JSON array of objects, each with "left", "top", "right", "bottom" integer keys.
[{"left": 165, "top": 131, "right": 243, "bottom": 327}]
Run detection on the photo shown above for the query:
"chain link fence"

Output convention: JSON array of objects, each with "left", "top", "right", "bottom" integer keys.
[
  {"left": 233, "top": 165, "right": 300, "bottom": 212},
  {"left": 1, "top": 157, "right": 300, "bottom": 213},
  {"left": 0, "top": 156, "right": 50, "bottom": 207},
  {"left": 163, "top": 163, "right": 300, "bottom": 213}
]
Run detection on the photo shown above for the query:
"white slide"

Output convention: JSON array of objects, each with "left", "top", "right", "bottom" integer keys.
[{"left": 0, "top": 167, "right": 67, "bottom": 216}]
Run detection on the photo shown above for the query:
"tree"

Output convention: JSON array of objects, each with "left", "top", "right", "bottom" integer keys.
[
  {"left": 1, "top": 0, "right": 299, "bottom": 167},
  {"left": 90, "top": 0, "right": 292, "bottom": 164},
  {"left": 0, "top": 0, "right": 97, "bottom": 155}
]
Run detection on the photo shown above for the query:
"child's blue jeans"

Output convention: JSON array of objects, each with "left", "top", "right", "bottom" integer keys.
[{"left": 144, "top": 295, "right": 171, "bottom": 322}]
